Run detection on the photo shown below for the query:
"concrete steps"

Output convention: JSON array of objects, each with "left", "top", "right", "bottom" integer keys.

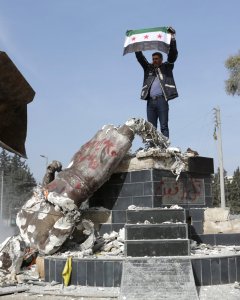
[
  {"left": 125, "top": 239, "right": 190, "bottom": 256},
  {"left": 125, "top": 208, "right": 190, "bottom": 257},
  {"left": 125, "top": 223, "right": 188, "bottom": 240}
]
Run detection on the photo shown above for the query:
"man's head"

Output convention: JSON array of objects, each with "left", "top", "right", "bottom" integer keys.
[{"left": 152, "top": 52, "right": 163, "bottom": 67}]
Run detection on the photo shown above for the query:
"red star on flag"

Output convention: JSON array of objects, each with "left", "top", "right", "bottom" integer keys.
[
  {"left": 144, "top": 34, "right": 149, "bottom": 39},
  {"left": 157, "top": 34, "right": 162, "bottom": 39},
  {"left": 131, "top": 36, "right": 136, "bottom": 41}
]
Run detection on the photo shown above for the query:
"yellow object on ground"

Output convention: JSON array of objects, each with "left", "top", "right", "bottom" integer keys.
[{"left": 62, "top": 256, "right": 72, "bottom": 286}]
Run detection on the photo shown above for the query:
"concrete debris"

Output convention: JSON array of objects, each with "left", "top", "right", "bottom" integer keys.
[
  {"left": 0, "top": 286, "right": 29, "bottom": 296},
  {"left": 125, "top": 117, "right": 170, "bottom": 150},
  {"left": 169, "top": 204, "right": 183, "bottom": 209},
  {"left": 0, "top": 235, "right": 25, "bottom": 277},
  {"left": 118, "top": 228, "right": 125, "bottom": 243},
  {"left": 57, "top": 228, "right": 125, "bottom": 258},
  {"left": 234, "top": 282, "right": 240, "bottom": 289},
  {"left": 190, "top": 241, "right": 240, "bottom": 256},
  {"left": 128, "top": 204, "right": 183, "bottom": 211},
  {"left": 79, "top": 220, "right": 95, "bottom": 251},
  {"left": 128, "top": 205, "right": 137, "bottom": 210},
  {"left": 136, "top": 146, "right": 186, "bottom": 180},
  {"left": 125, "top": 118, "right": 199, "bottom": 180},
  {"left": 186, "top": 147, "right": 199, "bottom": 156}
]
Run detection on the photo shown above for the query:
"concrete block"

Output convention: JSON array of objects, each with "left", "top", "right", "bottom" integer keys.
[
  {"left": 231, "top": 219, "right": 240, "bottom": 232},
  {"left": 131, "top": 170, "right": 151, "bottom": 182},
  {"left": 188, "top": 157, "right": 214, "bottom": 174},
  {"left": 204, "top": 220, "right": 232, "bottom": 234},
  {"left": 204, "top": 207, "right": 230, "bottom": 222}
]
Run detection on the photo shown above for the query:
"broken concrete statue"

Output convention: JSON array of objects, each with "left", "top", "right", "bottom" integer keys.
[{"left": 1, "top": 118, "right": 191, "bottom": 275}]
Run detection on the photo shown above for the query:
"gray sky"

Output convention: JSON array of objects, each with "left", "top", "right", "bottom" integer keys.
[{"left": 0, "top": 0, "right": 239, "bottom": 182}]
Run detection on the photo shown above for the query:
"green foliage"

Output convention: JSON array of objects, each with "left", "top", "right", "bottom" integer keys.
[
  {"left": 225, "top": 51, "right": 240, "bottom": 96},
  {"left": 0, "top": 149, "right": 36, "bottom": 222},
  {"left": 212, "top": 167, "right": 240, "bottom": 214}
]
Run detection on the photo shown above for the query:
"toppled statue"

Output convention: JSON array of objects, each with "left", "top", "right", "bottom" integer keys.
[{"left": 0, "top": 118, "right": 194, "bottom": 276}]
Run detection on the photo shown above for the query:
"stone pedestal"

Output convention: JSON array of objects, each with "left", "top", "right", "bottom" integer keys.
[{"left": 89, "top": 156, "right": 214, "bottom": 236}]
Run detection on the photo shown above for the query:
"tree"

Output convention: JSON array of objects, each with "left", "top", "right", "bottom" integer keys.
[
  {"left": 0, "top": 150, "right": 37, "bottom": 223},
  {"left": 227, "top": 167, "right": 240, "bottom": 214},
  {"left": 225, "top": 51, "right": 240, "bottom": 96}
]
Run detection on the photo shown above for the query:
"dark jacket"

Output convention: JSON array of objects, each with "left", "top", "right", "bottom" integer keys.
[{"left": 135, "top": 38, "right": 178, "bottom": 101}]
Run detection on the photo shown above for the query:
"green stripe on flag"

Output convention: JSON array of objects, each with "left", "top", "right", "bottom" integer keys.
[{"left": 126, "top": 27, "right": 168, "bottom": 37}]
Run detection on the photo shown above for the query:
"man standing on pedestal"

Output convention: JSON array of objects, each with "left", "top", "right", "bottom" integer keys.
[{"left": 135, "top": 27, "right": 178, "bottom": 139}]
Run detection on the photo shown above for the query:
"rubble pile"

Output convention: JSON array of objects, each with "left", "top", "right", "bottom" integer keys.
[
  {"left": 56, "top": 228, "right": 125, "bottom": 258},
  {"left": 190, "top": 240, "right": 240, "bottom": 256}
]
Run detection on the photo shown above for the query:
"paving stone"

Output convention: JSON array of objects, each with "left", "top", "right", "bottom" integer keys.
[
  {"left": 188, "top": 157, "right": 214, "bottom": 174},
  {"left": 191, "top": 259, "right": 202, "bottom": 286},
  {"left": 95, "top": 261, "right": 104, "bottom": 286},
  {"left": 188, "top": 208, "right": 205, "bottom": 221},
  {"left": 132, "top": 195, "right": 153, "bottom": 207},
  {"left": 190, "top": 234, "right": 216, "bottom": 245},
  {"left": 220, "top": 257, "right": 229, "bottom": 284},
  {"left": 131, "top": 170, "right": 151, "bottom": 182},
  {"left": 215, "top": 233, "right": 240, "bottom": 245},
  {"left": 191, "top": 221, "right": 203, "bottom": 234},
  {"left": 108, "top": 172, "right": 131, "bottom": 184},
  {"left": 201, "top": 259, "right": 211, "bottom": 286},
  {"left": 103, "top": 261, "right": 114, "bottom": 287},
  {"left": 86, "top": 260, "right": 95, "bottom": 286},
  {"left": 229, "top": 257, "right": 237, "bottom": 283},
  {"left": 211, "top": 258, "right": 220, "bottom": 285},
  {"left": 112, "top": 210, "right": 126, "bottom": 223}
]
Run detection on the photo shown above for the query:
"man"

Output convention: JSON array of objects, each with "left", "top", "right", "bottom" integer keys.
[{"left": 135, "top": 27, "right": 178, "bottom": 139}]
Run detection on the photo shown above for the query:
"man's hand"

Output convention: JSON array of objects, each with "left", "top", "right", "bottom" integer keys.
[{"left": 167, "top": 27, "right": 176, "bottom": 35}]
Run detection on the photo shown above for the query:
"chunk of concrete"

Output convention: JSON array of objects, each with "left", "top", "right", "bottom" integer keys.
[
  {"left": 204, "top": 207, "right": 230, "bottom": 222},
  {"left": 204, "top": 219, "right": 240, "bottom": 234}
]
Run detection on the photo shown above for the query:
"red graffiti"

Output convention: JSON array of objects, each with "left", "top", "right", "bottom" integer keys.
[
  {"left": 158, "top": 177, "right": 204, "bottom": 203},
  {"left": 75, "top": 138, "right": 118, "bottom": 170}
]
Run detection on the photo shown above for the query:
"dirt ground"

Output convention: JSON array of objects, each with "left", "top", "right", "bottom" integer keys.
[{"left": 1, "top": 283, "right": 240, "bottom": 300}]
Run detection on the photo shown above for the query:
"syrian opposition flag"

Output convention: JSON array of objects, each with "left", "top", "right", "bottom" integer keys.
[{"left": 123, "top": 26, "right": 171, "bottom": 55}]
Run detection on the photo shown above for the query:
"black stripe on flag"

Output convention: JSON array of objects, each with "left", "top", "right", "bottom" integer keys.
[{"left": 123, "top": 41, "right": 170, "bottom": 56}]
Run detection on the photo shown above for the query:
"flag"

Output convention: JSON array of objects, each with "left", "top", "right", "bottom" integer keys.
[
  {"left": 62, "top": 256, "right": 72, "bottom": 286},
  {"left": 123, "top": 26, "right": 171, "bottom": 56}
]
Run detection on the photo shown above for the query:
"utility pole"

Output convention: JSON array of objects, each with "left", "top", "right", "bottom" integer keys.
[{"left": 213, "top": 107, "right": 226, "bottom": 208}]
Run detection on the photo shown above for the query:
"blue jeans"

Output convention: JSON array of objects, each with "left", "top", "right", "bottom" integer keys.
[{"left": 147, "top": 96, "right": 169, "bottom": 138}]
